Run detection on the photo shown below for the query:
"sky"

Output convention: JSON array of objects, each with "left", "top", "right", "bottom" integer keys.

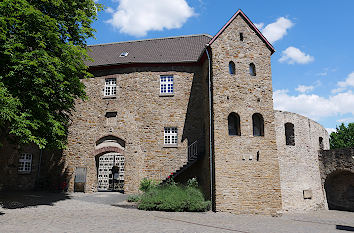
[{"left": 88, "top": 0, "right": 354, "bottom": 133}]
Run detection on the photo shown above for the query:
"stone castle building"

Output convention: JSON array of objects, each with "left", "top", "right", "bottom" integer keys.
[{"left": 2, "top": 9, "right": 348, "bottom": 215}]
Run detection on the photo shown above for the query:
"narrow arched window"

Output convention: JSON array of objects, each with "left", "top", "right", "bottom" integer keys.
[
  {"left": 229, "top": 61, "right": 235, "bottom": 75},
  {"left": 249, "top": 63, "right": 256, "bottom": 76},
  {"left": 285, "top": 123, "right": 295, "bottom": 146},
  {"left": 240, "top": 32, "right": 244, "bottom": 41},
  {"left": 252, "top": 113, "right": 264, "bottom": 136},
  {"left": 319, "top": 137, "right": 324, "bottom": 150},
  {"left": 228, "top": 113, "right": 241, "bottom": 136}
]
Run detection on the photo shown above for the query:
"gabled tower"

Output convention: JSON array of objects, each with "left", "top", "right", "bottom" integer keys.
[{"left": 209, "top": 10, "right": 282, "bottom": 214}]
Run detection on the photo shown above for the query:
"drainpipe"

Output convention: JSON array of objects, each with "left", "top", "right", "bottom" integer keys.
[{"left": 205, "top": 44, "right": 213, "bottom": 209}]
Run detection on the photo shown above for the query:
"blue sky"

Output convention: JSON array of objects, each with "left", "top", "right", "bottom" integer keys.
[{"left": 89, "top": 0, "right": 354, "bottom": 133}]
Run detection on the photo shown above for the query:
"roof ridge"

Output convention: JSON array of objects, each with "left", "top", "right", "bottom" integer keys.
[
  {"left": 208, "top": 9, "right": 275, "bottom": 54},
  {"left": 88, "top": 34, "right": 213, "bottom": 47}
]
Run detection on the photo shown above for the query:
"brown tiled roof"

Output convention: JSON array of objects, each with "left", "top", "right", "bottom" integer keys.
[{"left": 86, "top": 34, "right": 212, "bottom": 67}]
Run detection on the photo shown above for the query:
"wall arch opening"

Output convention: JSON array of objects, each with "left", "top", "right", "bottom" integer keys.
[
  {"left": 95, "top": 135, "right": 125, "bottom": 150},
  {"left": 94, "top": 135, "right": 126, "bottom": 192},
  {"left": 325, "top": 170, "right": 354, "bottom": 212}
]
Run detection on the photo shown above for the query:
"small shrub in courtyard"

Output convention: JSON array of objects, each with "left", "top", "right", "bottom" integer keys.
[
  {"left": 139, "top": 178, "right": 157, "bottom": 192},
  {"left": 138, "top": 178, "right": 210, "bottom": 212},
  {"left": 127, "top": 194, "right": 141, "bottom": 202}
]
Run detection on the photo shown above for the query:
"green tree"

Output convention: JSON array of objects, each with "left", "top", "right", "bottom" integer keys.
[
  {"left": 0, "top": 0, "right": 101, "bottom": 149},
  {"left": 330, "top": 123, "right": 354, "bottom": 149}
]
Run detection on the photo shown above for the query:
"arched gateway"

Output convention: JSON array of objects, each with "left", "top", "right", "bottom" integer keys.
[
  {"left": 94, "top": 135, "right": 126, "bottom": 192},
  {"left": 325, "top": 170, "right": 354, "bottom": 212}
]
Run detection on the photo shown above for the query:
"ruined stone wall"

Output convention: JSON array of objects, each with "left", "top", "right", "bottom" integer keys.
[
  {"left": 275, "top": 110, "right": 329, "bottom": 212},
  {"left": 64, "top": 65, "right": 206, "bottom": 193},
  {"left": 210, "top": 14, "right": 282, "bottom": 214},
  {"left": 319, "top": 148, "right": 354, "bottom": 211},
  {"left": 0, "top": 138, "right": 40, "bottom": 190}
]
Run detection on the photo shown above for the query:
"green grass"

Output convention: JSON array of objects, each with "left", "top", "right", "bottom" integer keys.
[{"left": 137, "top": 183, "right": 210, "bottom": 212}]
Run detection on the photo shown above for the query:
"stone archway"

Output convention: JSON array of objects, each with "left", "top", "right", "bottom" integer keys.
[
  {"left": 93, "top": 135, "right": 126, "bottom": 192},
  {"left": 324, "top": 170, "right": 354, "bottom": 212}
]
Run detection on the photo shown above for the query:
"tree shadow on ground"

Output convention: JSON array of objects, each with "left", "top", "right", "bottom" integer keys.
[{"left": 0, "top": 191, "right": 70, "bottom": 209}]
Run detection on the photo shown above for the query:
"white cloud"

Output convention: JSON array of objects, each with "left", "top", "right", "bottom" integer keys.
[
  {"left": 326, "top": 128, "right": 336, "bottom": 134},
  {"left": 273, "top": 89, "right": 354, "bottom": 121},
  {"left": 106, "top": 0, "right": 195, "bottom": 37},
  {"left": 332, "top": 72, "right": 354, "bottom": 93},
  {"left": 295, "top": 85, "right": 314, "bottom": 93},
  {"left": 106, "top": 7, "right": 114, "bottom": 14},
  {"left": 258, "top": 17, "right": 294, "bottom": 44},
  {"left": 279, "top": 46, "right": 314, "bottom": 64},
  {"left": 316, "top": 72, "right": 328, "bottom": 76},
  {"left": 254, "top": 23, "right": 264, "bottom": 30},
  {"left": 337, "top": 72, "right": 354, "bottom": 88},
  {"left": 337, "top": 117, "right": 354, "bottom": 123}
]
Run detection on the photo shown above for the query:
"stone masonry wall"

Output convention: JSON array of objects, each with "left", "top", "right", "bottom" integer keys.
[
  {"left": 64, "top": 65, "right": 206, "bottom": 193},
  {"left": 0, "top": 138, "right": 40, "bottom": 190},
  {"left": 210, "top": 14, "right": 282, "bottom": 214},
  {"left": 275, "top": 110, "right": 329, "bottom": 212},
  {"left": 319, "top": 148, "right": 354, "bottom": 211}
]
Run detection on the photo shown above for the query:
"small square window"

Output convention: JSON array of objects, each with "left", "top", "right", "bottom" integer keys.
[
  {"left": 164, "top": 127, "right": 178, "bottom": 146},
  {"left": 18, "top": 153, "right": 32, "bottom": 173},
  {"left": 160, "top": 75, "right": 174, "bottom": 95},
  {"left": 104, "top": 78, "right": 117, "bottom": 97}
]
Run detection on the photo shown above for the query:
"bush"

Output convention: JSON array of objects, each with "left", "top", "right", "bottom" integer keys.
[
  {"left": 187, "top": 177, "right": 198, "bottom": 188},
  {"left": 139, "top": 178, "right": 157, "bottom": 193},
  {"left": 137, "top": 180, "right": 210, "bottom": 212},
  {"left": 127, "top": 194, "right": 141, "bottom": 202}
]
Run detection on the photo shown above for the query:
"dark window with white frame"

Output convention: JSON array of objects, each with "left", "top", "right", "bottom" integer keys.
[
  {"left": 104, "top": 78, "right": 117, "bottom": 96},
  {"left": 285, "top": 122, "right": 295, "bottom": 146},
  {"left": 164, "top": 127, "right": 178, "bottom": 145},
  {"left": 160, "top": 75, "right": 174, "bottom": 95},
  {"left": 18, "top": 153, "right": 32, "bottom": 173}
]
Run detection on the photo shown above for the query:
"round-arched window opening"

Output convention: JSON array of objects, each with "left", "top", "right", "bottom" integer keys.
[
  {"left": 249, "top": 63, "right": 256, "bottom": 76},
  {"left": 229, "top": 61, "right": 235, "bottom": 75},
  {"left": 252, "top": 113, "right": 264, "bottom": 136},
  {"left": 285, "top": 122, "right": 295, "bottom": 146},
  {"left": 228, "top": 112, "right": 241, "bottom": 136}
]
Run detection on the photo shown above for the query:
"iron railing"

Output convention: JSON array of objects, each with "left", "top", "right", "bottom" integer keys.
[{"left": 188, "top": 140, "right": 198, "bottom": 161}]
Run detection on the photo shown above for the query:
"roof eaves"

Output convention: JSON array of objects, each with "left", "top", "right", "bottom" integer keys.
[{"left": 88, "top": 60, "right": 200, "bottom": 68}]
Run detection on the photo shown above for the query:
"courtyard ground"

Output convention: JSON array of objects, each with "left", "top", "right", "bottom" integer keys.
[{"left": 0, "top": 191, "right": 354, "bottom": 233}]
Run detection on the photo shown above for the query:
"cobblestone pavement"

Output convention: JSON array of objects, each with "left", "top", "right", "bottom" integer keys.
[{"left": 1, "top": 192, "right": 354, "bottom": 233}]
